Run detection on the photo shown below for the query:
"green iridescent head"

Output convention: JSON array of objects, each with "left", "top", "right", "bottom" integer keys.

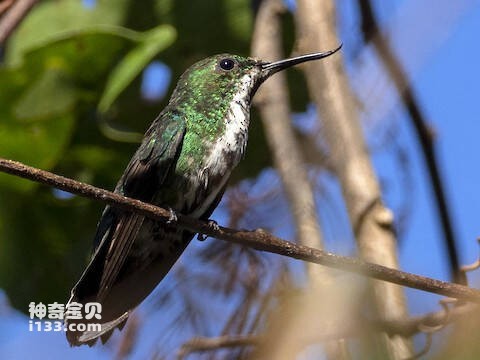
[
  {"left": 168, "top": 54, "right": 262, "bottom": 112},
  {"left": 167, "top": 45, "right": 342, "bottom": 114}
]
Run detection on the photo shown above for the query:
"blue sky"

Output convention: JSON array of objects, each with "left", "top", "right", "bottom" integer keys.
[
  {"left": 2, "top": 0, "right": 480, "bottom": 358},
  {"left": 400, "top": 3, "right": 480, "bottom": 315}
]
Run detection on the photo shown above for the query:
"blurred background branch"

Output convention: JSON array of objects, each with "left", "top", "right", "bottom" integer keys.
[
  {"left": 252, "top": 0, "right": 327, "bottom": 288},
  {"left": 0, "top": 157, "right": 479, "bottom": 302},
  {"left": 0, "top": 1, "right": 479, "bottom": 359},
  {"left": 174, "top": 300, "right": 480, "bottom": 358},
  {"left": 0, "top": 0, "right": 38, "bottom": 45},
  {"left": 295, "top": 0, "right": 412, "bottom": 357},
  {"left": 251, "top": 0, "right": 347, "bottom": 357},
  {"left": 176, "top": 335, "right": 259, "bottom": 360},
  {"left": 357, "top": 0, "right": 464, "bottom": 285}
]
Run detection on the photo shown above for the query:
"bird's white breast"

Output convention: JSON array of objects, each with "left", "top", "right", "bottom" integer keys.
[
  {"left": 204, "top": 73, "right": 253, "bottom": 177},
  {"left": 187, "top": 74, "right": 254, "bottom": 218}
]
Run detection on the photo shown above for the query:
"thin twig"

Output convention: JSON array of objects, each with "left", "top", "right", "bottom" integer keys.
[
  {"left": 176, "top": 335, "right": 259, "bottom": 360},
  {"left": 1, "top": 157, "right": 480, "bottom": 302},
  {"left": 380, "top": 301, "right": 473, "bottom": 337},
  {"left": 0, "top": 0, "right": 39, "bottom": 45},
  {"left": 403, "top": 333, "right": 432, "bottom": 360},
  {"left": 114, "top": 314, "right": 140, "bottom": 360},
  {"left": 460, "top": 238, "right": 480, "bottom": 274},
  {"left": 173, "top": 302, "right": 480, "bottom": 358}
]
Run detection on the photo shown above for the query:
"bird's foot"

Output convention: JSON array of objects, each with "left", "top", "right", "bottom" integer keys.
[
  {"left": 166, "top": 207, "right": 178, "bottom": 224},
  {"left": 197, "top": 220, "right": 220, "bottom": 241},
  {"left": 207, "top": 219, "right": 220, "bottom": 232}
]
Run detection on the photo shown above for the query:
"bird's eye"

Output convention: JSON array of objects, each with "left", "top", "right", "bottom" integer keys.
[{"left": 219, "top": 58, "right": 236, "bottom": 71}]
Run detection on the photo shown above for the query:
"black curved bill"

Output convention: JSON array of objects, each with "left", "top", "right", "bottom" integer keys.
[{"left": 260, "top": 43, "right": 342, "bottom": 77}]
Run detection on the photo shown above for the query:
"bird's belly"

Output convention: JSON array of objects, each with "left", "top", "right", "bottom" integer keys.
[
  {"left": 169, "top": 167, "right": 230, "bottom": 218},
  {"left": 115, "top": 144, "right": 241, "bottom": 289},
  {"left": 188, "top": 171, "right": 230, "bottom": 218},
  {"left": 122, "top": 167, "right": 229, "bottom": 270}
]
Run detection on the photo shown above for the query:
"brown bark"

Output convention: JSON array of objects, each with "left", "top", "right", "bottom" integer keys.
[
  {"left": 295, "top": 0, "right": 413, "bottom": 357},
  {"left": 1, "top": 159, "right": 479, "bottom": 300},
  {"left": 251, "top": 1, "right": 348, "bottom": 357},
  {"left": 0, "top": 0, "right": 39, "bottom": 45},
  {"left": 251, "top": 0, "right": 327, "bottom": 285},
  {"left": 175, "top": 302, "right": 480, "bottom": 358},
  {"left": 358, "top": 0, "right": 463, "bottom": 284}
]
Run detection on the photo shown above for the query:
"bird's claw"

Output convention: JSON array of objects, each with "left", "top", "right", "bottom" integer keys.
[
  {"left": 207, "top": 219, "right": 220, "bottom": 232},
  {"left": 197, "top": 220, "right": 220, "bottom": 241},
  {"left": 166, "top": 207, "right": 177, "bottom": 224}
]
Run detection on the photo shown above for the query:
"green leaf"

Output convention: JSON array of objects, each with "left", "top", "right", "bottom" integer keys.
[
  {"left": 98, "top": 25, "right": 176, "bottom": 113},
  {"left": 224, "top": 0, "right": 253, "bottom": 42},
  {"left": 0, "top": 113, "right": 75, "bottom": 192},
  {"left": 6, "top": 0, "right": 130, "bottom": 65},
  {"left": 19, "top": 26, "right": 142, "bottom": 85},
  {"left": 0, "top": 26, "right": 149, "bottom": 192},
  {"left": 13, "top": 69, "right": 77, "bottom": 121},
  {"left": 0, "top": 190, "right": 103, "bottom": 312}
]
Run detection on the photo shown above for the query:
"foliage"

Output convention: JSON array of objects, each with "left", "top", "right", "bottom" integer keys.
[
  {"left": 0, "top": 0, "right": 310, "bottom": 321},
  {"left": 2, "top": 1, "right": 479, "bottom": 359}
]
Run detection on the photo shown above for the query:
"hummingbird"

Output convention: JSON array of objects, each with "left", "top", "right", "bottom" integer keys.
[{"left": 66, "top": 45, "right": 341, "bottom": 346}]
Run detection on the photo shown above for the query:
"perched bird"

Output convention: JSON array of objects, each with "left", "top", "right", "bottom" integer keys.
[{"left": 66, "top": 46, "right": 341, "bottom": 346}]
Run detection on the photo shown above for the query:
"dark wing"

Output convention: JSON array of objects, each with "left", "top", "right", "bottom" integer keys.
[{"left": 66, "top": 113, "right": 185, "bottom": 345}]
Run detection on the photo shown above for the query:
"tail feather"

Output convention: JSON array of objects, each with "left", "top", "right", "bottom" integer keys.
[
  {"left": 66, "top": 216, "right": 193, "bottom": 346},
  {"left": 66, "top": 307, "right": 129, "bottom": 346}
]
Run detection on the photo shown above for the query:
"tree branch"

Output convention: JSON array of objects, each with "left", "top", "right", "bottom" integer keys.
[
  {"left": 176, "top": 335, "right": 259, "bottom": 359},
  {"left": 251, "top": 1, "right": 347, "bottom": 358},
  {"left": 114, "top": 314, "right": 140, "bottom": 360},
  {"left": 295, "top": 0, "right": 414, "bottom": 357},
  {"left": 251, "top": 0, "right": 326, "bottom": 283},
  {"left": 0, "top": 0, "right": 15, "bottom": 16},
  {"left": 358, "top": 0, "right": 464, "bottom": 286},
  {"left": 174, "top": 302, "right": 479, "bottom": 358},
  {"left": 381, "top": 301, "right": 476, "bottom": 337},
  {"left": 0, "top": 0, "right": 39, "bottom": 45},
  {"left": 1, "top": 157, "right": 479, "bottom": 303}
]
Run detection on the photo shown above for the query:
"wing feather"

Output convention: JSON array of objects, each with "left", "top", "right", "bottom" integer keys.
[
  {"left": 67, "top": 114, "right": 186, "bottom": 345},
  {"left": 95, "top": 117, "right": 185, "bottom": 298}
]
